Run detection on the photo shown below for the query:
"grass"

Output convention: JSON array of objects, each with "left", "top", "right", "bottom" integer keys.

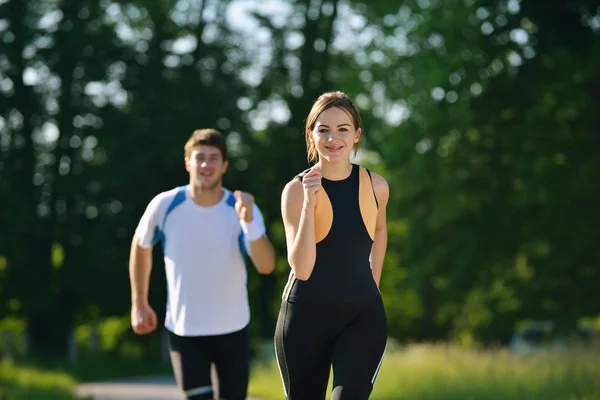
[
  {"left": 2, "top": 344, "right": 599, "bottom": 399},
  {"left": 0, "top": 359, "right": 78, "bottom": 400},
  {"left": 0, "top": 356, "right": 172, "bottom": 400},
  {"left": 248, "top": 343, "right": 600, "bottom": 400}
]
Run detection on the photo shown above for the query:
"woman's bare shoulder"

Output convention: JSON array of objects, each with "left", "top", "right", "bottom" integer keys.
[
  {"left": 281, "top": 176, "right": 304, "bottom": 207},
  {"left": 369, "top": 170, "right": 389, "bottom": 204}
]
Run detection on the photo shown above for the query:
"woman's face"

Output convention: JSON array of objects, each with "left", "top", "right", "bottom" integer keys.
[{"left": 309, "top": 106, "right": 361, "bottom": 163}]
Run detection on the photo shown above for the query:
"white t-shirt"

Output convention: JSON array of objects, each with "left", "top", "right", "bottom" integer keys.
[{"left": 135, "top": 185, "right": 266, "bottom": 337}]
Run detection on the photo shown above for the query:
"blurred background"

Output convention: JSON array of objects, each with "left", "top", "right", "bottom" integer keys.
[{"left": 1, "top": 0, "right": 599, "bottom": 399}]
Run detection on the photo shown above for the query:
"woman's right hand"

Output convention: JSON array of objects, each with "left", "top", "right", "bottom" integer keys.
[{"left": 302, "top": 165, "right": 322, "bottom": 208}]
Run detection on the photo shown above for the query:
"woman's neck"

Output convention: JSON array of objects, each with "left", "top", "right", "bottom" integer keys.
[{"left": 317, "top": 160, "right": 353, "bottom": 181}]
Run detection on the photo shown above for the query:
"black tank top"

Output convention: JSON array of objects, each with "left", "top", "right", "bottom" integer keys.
[{"left": 283, "top": 163, "right": 380, "bottom": 303}]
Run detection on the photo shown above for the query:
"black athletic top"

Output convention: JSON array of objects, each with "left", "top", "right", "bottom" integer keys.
[{"left": 282, "top": 163, "right": 380, "bottom": 303}]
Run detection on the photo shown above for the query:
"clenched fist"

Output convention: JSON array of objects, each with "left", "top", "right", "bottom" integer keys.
[
  {"left": 234, "top": 190, "right": 254, "bottom": 222},
  {"left": 302, "top": 165, "right": 322, "bottom": 208},
  {"left": 131, "top": 302, "right": 157, "bottom": 335}
]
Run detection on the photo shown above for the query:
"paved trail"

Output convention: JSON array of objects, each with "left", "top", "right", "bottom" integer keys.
[
  {"left": 75, "top": 375, "right": 183, "bottom": 400},
  {"left": 75, "top": 375, "right": 261, "bottom": 400}
]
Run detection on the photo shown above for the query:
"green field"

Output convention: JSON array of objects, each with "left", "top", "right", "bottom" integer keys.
[
  {"left": 0, "top": 359, "right": 77, "bottom": 400},
  {"left": 1, "top": 344, "right": 599, "bottom": 400},
  {"left": 0, "top": 357, "right": 171, "bottom": 400},
  {"left": 248, "top": 344, "right": 600, "bottom": 400}
]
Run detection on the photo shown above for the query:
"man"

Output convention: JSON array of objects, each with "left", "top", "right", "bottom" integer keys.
[{"left": 129, "top": 128, "right": 276, "bottom": 400}]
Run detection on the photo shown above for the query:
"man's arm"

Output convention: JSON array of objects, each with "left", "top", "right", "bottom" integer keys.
[
  {"left": 129, "top": 194, "right": 163, "bottom": 335},
  {"left": 129, "top": 234, "right": 158, "bottom": 335},
  {"left": 370, "top": 173, "right": 390, "bottom": 287},
  {"left": 129, "top": 234, "right": 153, "bottom": 306},
  {"left": 248, "top": 235, "right": 275, "bottom": 275},
  {"left": 235, "top": 191, "right": 276, "bottom": 275}
]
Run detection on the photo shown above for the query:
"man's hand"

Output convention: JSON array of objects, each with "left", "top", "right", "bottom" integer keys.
[
  {"left": 234, "top": 190, "right": 254, "bottom": 222},
  {"left": 131, "top": 302, "right": 157, "bottom": 335}
]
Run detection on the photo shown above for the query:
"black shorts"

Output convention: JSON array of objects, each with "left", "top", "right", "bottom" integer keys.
[
  {"left": 274, "top": 295, "right": 387, "bottom": 400},
  {"left": 168, "top": 325, "right": 249, "bottom": 400}
]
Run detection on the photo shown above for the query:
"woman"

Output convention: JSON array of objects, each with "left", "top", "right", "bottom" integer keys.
[{"left": 274, "top": 91, "right": 389, "bottom": 399}]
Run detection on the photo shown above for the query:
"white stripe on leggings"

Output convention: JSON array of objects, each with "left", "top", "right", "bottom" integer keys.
[
  {"left": 185, "top": 385, "right": 213, "bottom": 397},
  {"left": 274, "top": 340, "right": 288, "bottom": 397},
  {"left": 371, "top": 345, "right": 386, "bottom": 384}
]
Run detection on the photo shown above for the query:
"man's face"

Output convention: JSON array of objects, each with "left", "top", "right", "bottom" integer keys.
[{"left": 185, "top": 145, "right": 228, "bottom": 190}]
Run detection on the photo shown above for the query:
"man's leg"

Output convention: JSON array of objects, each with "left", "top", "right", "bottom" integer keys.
[
  {"left": 168, "top": 331, "right": 215, "bottom": 400},
  {"left": 211, "top": 325, "right": 250, "bottom": 400}
]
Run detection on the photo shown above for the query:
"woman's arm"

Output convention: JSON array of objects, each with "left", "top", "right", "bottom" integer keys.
[
  {"left": 281, "top": 167, "right": 321, "bottom": 281},
  {"left": 370, "top": 173, "right": 390, "bottom": 287}
]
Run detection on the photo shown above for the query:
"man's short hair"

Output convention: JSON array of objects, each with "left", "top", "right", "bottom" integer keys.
[{"left": 184, "top": 129, "right": 228, "bottom": 160}]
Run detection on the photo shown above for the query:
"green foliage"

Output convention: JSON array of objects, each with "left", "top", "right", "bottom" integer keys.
[
  {"left": 335, "top": 0, "right": 600, "bottom": 341},
  {"left": 0, "top": 317, "right": 27, "bottom": 358},
  {"left": 0, "top": 0, "right": 598, "bottom": 359},
  {"left": 74, "top": 315, "right": 141, "bottom": 358}
]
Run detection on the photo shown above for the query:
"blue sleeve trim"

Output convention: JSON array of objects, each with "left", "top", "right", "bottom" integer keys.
[
  {"left": 163, "top": 186, "right": 187, "bottom": 225},
  {"left": 151, "top": 225, "right": 164, "bottom": 246},
  {"left": 238, "top": 231, "right": 248, "bottom": 259},
  {"left": 225, "top": 191, "right": 248, "bottom": 261},
  {"left": 226, "top": 191, "right": 236, "bottom": 207},
  {"left": 155, "top": 185, "right": 187, "bottom": 252}
]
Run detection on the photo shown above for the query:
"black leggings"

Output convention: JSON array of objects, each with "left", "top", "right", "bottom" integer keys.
[
  {"left": 274, "top": 295, "right": 387, "bottom": 400},
  {"left": 168, "top": 326, "right": 249, "bottom": 400}
]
